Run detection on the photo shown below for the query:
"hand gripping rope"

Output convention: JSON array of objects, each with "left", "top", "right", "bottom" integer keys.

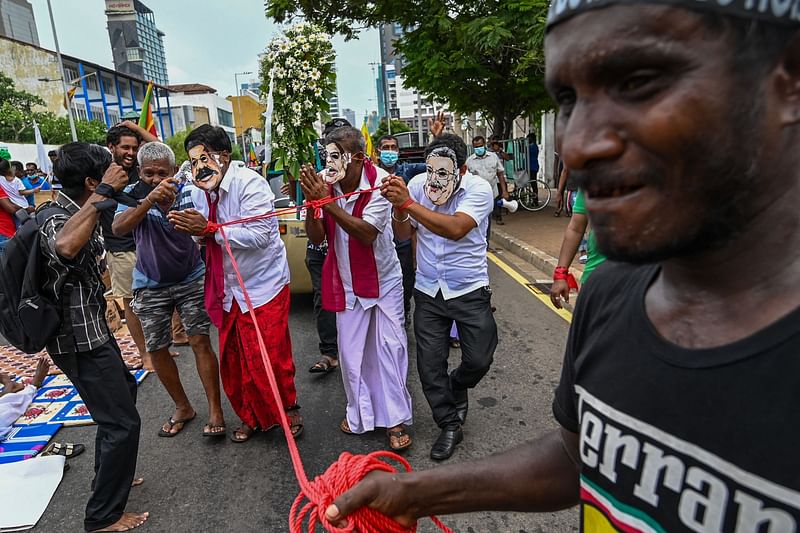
[{"left": 206, "top": 189, "right": 452, "bottom": 533}]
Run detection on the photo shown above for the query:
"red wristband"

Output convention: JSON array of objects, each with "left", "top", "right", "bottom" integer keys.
[
  {"left": 553, "top": 266, "right": 579, "bottom": 290},
  {"left": 399, "top": 198, "right": 415, "bottom": 211}
]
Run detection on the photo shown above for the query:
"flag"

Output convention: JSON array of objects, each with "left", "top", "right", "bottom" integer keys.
[
  {"left": 63, "top": 86, "right": 77, "bottom": 110},
  {"left": 138, "top": 81, "right": 158, "bottom": 138},
  {"left": 34, "top": 121, "right": 50, "bottom": 176},
  {"left": 248, "top": 143, "right": 258, "bottom": 167},
  {"left": 361, "top": 120, "right": 373, "bottom": 159}
]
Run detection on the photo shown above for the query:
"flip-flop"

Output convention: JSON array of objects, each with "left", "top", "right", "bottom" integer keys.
[
  {"left": 309, "top": 356, "right": 339, "bottom": 374},
  {"left": 230, "top": 425, "right": 256, "bottom": 443},
  {"left": 40, "top": 442, "right": 85, "bottom": 458},
  {"left": 287, "top": 408, "right": 304, "bottom": 438},
  {"left": 339, "top": 418, "right": 355, "bottom": 435},
  {"left": 157, "top": 414, "right": 196, "bottom": 438},
  {"left": 203, "top": 423, "right": 227, "bottom": 438},
  {"left": 387, "top": 426, "right": 412, "bottom": 451}
]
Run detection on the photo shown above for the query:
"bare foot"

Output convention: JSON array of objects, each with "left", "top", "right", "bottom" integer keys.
[
  {"left": 32, "top": 356, "right": 50, "bottom": 388},
  {"left": 141, "top": 353, "right": 154, "bottom": 372},
  {"left": 131, "top": 478, "right": 144, "bottom": 487},
  {"left": 90, "top": 511, "right": 149, "bottom": 532},
  {"left": 0, "top": 372, "right": 24, "bottom": 395}
]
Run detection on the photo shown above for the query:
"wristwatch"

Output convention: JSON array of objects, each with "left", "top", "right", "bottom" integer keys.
[{"left": 95, "top": 183, "right": 116, "bottom": 198}]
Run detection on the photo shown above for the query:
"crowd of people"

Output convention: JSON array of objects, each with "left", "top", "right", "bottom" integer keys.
[{"left": 0, "top": 2, "right": 797, "bottom": 532}]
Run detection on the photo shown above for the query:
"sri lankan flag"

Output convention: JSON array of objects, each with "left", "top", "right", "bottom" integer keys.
[{"left": 138, "top": 81, "right": 158, "bottom": 138}]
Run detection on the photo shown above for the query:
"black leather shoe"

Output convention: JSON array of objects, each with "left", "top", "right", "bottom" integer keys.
[{"left": 430, "top": 426, "right": 463, "bottom": 461}]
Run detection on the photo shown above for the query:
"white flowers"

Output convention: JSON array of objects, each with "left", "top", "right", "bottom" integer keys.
[{"left": 260, "top": 21, "right": 336, "bottom": 171}]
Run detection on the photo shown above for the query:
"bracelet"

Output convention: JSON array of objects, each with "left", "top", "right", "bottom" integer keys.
[
  {"left": 399, "top": 198, "right": 415, "bottom": 211},
  {"left": 392, "top": 211, "right": 411, "bottom": 223}
]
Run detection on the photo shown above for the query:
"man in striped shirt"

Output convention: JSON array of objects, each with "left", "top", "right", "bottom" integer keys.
[{"left": 40, "top": 142, "right": 148, "bottom": 533}]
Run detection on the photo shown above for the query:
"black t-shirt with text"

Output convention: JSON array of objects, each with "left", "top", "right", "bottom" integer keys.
[{"left": 554, "top": 262, "right": 800, "bottom": 532}]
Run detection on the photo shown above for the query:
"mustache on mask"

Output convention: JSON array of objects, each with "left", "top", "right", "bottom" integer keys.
[{"left": 195, "top": 166, "right": 217, "bottom": 181}]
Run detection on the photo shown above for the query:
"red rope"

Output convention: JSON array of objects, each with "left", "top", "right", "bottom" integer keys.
[{"left": 214, "top": 188, "right": 452, "bottom": 533}]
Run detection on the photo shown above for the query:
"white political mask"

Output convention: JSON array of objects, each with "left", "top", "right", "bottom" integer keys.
[
  {"left": 322, "top": 143, "right": 352, "bottom": 184},
  {"left": 424, "top": 147, "right": 461, "bottom": 206}
]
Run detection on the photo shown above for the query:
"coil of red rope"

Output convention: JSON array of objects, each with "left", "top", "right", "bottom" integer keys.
[{"left": 211, "top": 188, "right": 452, "bottom": 533}]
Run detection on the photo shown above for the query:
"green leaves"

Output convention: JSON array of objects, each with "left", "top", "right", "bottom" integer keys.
[{"left": 265, "top": 0, "right": 553, "bottom": 138}]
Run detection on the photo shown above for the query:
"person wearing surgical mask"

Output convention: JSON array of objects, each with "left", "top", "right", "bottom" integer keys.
[
  {"left": 467, "top": 135, "right": 509, "bottom": 235},
  {"left": 381, "top": 133, "right": 498, "bottom": 461}
]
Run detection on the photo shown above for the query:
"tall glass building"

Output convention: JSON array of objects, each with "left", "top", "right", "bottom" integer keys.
[{"left": 105, "top": 0, "right": 168, "bottom": 86}]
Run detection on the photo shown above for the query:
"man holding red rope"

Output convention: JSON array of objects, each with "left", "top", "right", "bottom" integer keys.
[
  {"left": 299, "top": 125, "right": 414, "bottom": 451},
  {"left": 168, "top": 125, "right": 303, "bottom": 443},
  {"left": 324, "top": 3, "right": 800, "bottom": 531}
]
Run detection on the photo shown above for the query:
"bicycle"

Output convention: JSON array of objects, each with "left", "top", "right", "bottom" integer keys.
[{"left": 509, "top": 178, "right": 552, "bottom": 212}]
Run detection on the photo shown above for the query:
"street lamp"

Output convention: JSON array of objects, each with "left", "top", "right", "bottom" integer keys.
[
  {"left": 46, "top": 0, "right": 77, "bottom": 142},
  {"left": 234, "top": 71, "right": 252, "bottom": 155}
]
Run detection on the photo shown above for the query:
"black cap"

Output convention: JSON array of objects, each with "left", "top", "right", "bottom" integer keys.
[{"left": 323, "top": 117, "right": 352, "bottom": 137}]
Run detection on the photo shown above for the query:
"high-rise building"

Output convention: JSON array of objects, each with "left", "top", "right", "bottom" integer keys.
[
  {"left": 0, "top": 0, "right": 39, "bottom": 46},
  {"left": 328, "top": 64, "right": 340, "bottom": 118},
  {"left": 105, "top": 0, "right": 168, "bottom": 86},
  {"left": 342, "top": 108, "right": 356, "bottom": 128}
]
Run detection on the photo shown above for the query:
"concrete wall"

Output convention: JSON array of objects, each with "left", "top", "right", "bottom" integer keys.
[
  {"left": 227, "top": 94, "right": 265, "bottom": 137},
  {"left": 0, "top": 141, "right": 61, "bottom": 168},
  {"left": 0, "top": 37, "right": 64, "bottom": 116}
]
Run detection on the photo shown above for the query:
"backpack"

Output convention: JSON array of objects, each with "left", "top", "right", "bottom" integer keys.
[{"left": 0, "top": 203, "right": 72, "bottom": 353}]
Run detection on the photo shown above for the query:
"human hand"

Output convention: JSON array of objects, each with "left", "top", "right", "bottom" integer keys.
[
  {"left": 101, "top": 162, "right": 129, "bottom": 192},
  {"left": 280, "top": 183, "right": 290, "bottom": 195},
  {"left": 549, "top": 279, "right": 571, "bottom": 309},
  {"left": 146, "top": 178, "right": 177, "bottom": 208},
  {"left": 167, "top": 208, "right": 208, "bottom": 236},
  {"left": 324, "top": 471, "right": 417, "bottom": 529},
  {"left": 298, "top": 164, "right": 328, "bottom": 202},
  {"left": 117, "top": 120, "right": 140, "bottom": 131},
  {"left": 502, "top": 192, "right": 510, "bottom": 201},
  {"left": 380, "top": 176, "right": 411, "bottom": 209},
  {"left": 428, "top": 111, "right": 446, "bottom": 138}
]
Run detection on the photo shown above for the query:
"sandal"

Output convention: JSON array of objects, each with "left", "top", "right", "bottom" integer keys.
[
  {"left": 202, "top": 423, "right": 227, "bottom": 438},
  {"left": 339, "top": 418, "right": 355, "bottom": 435},
  {"left": 287, "top": 407, "right": 304, "bottom": 438},
  {"left": 230, "top": 424, "right": 256, "bottom": 443},
  {"left": 157, "top": 413, "right": 196, "bottom": 438},
  {"left": 449, "top": 338, "right": 461, "bottom": 349},
  {"left": 40, "top": 442, "right": 85, "bottom": 458},
  {"left": 309, "top": 356, "right": 339, "bottom": 374},
  {"left": 387, "top": 426, "right": 412, "bottom": 451}
]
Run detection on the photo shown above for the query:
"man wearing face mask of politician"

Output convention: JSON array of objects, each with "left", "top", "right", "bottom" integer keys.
[
  {"left": 300, "top": 126, "right": 414, "bottom": 452},
  {"left": 168, "top": 125, "right": 303, "bottom": 443},
  {"left": 375, "top": 112, "right": 446, "bottom": 328},
  {"left": 381, "top": 133, "right": 498, "bottom": 461}
]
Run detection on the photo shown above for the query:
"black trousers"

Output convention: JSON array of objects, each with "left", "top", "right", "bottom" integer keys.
[
  {"left": 395, "top": 240, "right": 415, "bottom": 322},
  {"left": 414, "top": 287, "right": 498, "bottom": 429},
  {"left": 305, "top": 245, "right": 338, "bottom": 358},
  {"left": 50, "top": 340, "right": 140, "bottom": 532}
]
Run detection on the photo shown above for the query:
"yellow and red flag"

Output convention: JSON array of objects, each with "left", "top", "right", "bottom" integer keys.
[
  {"left": 63, "top": 86, "right": 77, "bottom": 109},
  {"left": 138, "top": 81, "right": 158, "bottom": 138},
  {"left": 361, "top": 119, "right": 373, "bottom": 160}
]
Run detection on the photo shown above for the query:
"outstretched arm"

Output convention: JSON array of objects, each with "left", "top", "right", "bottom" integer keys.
[
  {"left": 118, "top": 120, "right": 159, "bottom": 143},
  {"left": 326, "top": 428, "right": 581, "bottom": 528}
]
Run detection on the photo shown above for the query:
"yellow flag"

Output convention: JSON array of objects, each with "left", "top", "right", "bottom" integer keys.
[{"left": 361, "top": 120, "right": 374, "bottom": 160}]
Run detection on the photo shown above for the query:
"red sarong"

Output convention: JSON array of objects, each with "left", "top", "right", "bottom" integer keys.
[{"left": 218, "top": 285, "right": 297, "bottom": 429}]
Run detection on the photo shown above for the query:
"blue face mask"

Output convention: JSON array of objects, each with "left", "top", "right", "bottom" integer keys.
[
  {"left": 380, "top": 150, "right": 399, "bottom": 167},
  {"left": 474, "top": 146, "right": 487, "bottom": 157}
]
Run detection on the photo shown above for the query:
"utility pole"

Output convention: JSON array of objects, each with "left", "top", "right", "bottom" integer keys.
[
  {"left": 377, "top": 25, "right": 392, "bottom": 135},
  {"left": 417, "top": 92, "right": 424, "bottom": 146},
  {"left": 46, "top": 0, "right": 77, "bottom": 142}
]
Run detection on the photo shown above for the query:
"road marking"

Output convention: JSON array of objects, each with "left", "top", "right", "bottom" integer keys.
[{"left": 488, "top": 252, "right": 573, "bottom": 323}]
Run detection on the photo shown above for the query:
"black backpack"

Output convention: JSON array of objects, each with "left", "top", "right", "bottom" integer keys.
[{"left": 0, "top": 203, "right": 71, "bottom": 353}]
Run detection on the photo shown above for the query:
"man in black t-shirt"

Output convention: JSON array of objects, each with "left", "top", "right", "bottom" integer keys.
[{"left": 321, "top": 6, "right": 800, "bottom": 532}]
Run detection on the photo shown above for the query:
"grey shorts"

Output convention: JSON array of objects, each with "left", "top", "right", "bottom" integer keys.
[{"left": 132, "top": 275, "right": 211, "bottom": 352}]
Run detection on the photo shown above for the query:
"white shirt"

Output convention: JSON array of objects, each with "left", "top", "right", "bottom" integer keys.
[
  {"left": 190, "top": 162, "right": 290, "bottom": 311},
  {"left": 409, "top": 172, "right": 494, "bottom": 300},
  {"left": 2, "top": 178, "right": 29, "bottom": 209},
  {"left": 332, "top": 166, "right": 401, "bottom": 310},
  {"left": 0, "top": 384, "right": 36, "bottom": 439},
  {"left": 466, "top": 152, "right": 504, "bottom": 198}
]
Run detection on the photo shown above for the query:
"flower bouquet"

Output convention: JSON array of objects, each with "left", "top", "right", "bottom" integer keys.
[{"left": 260, "top": 22, "right": 337, "bottom": 180}]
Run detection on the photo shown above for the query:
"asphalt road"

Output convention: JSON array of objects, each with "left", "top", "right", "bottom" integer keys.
[{"left": 33, "top": 251, "right": 578, "bottom": 533}]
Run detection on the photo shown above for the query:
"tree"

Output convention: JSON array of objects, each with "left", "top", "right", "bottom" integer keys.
[
  {"left": 265, "top": 0, "right": 552, "bottom": 138},
  {"left": 0, "top": 71, "right": 107, "bottom": 144},
  {"left": 370, "top": 118, "right": 411, "bottom": 149},
  {"left": 165, "top": 128, "right": 190, "bottom": 164}
]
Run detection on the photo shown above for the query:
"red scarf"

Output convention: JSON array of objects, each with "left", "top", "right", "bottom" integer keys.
[
  {"left": 321, "top": 161, "right": 380, "bottom": 312},
  {"left": 204, "top": 190, "right": 225, "bottom": 328}
]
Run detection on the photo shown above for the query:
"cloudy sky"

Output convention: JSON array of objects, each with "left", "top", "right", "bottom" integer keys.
[{"left": 29, "top": 0, "right": 380, "bottom": 121}]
